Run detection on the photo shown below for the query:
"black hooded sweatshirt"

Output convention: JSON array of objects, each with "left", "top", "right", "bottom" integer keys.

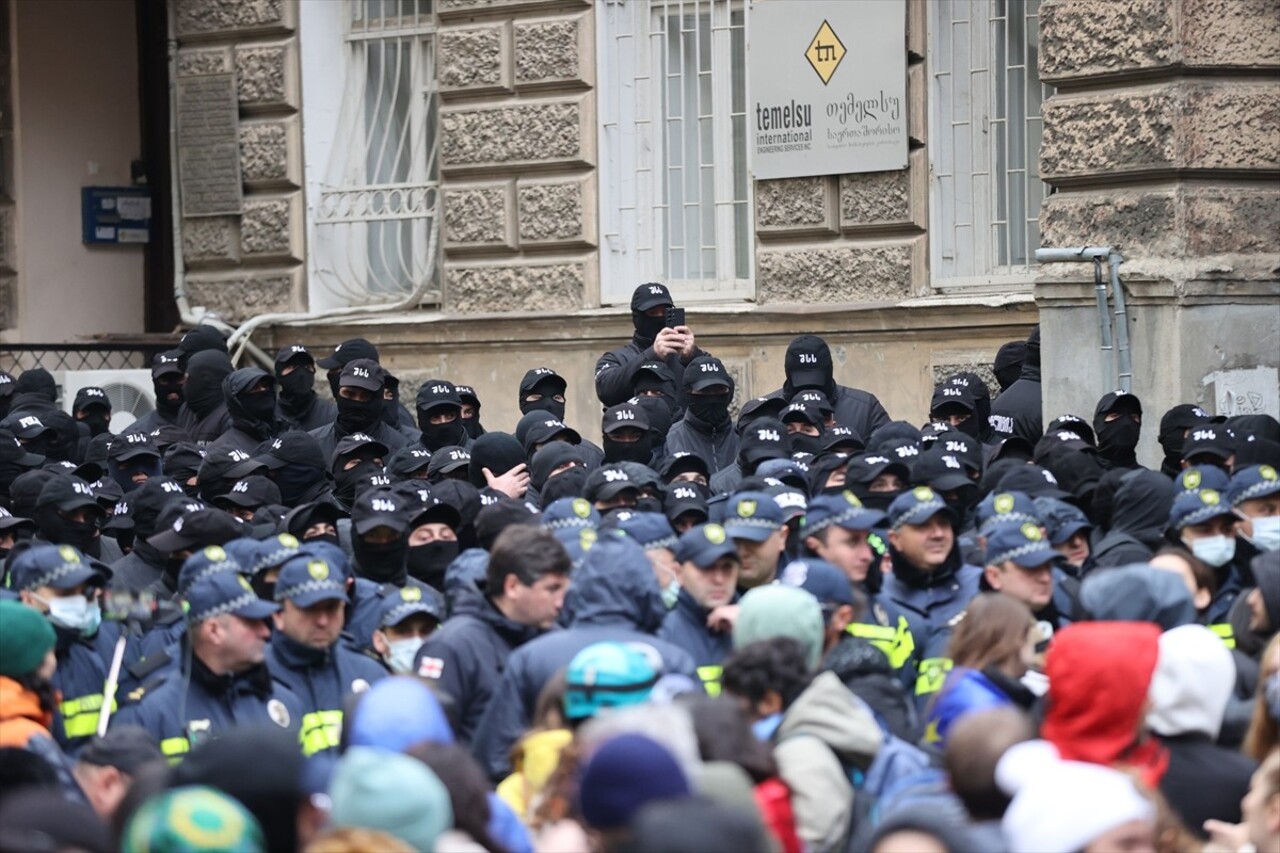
[
  {"left": 207, "top": 368, "right": 284, "bottom": 455},
  {"left": 989, "top": 326, "right": 1043, "bottom": 444},
  {"left": 178, "top": 351, "right": 233, "bottom": 445},
  {"left": 1091, "top": 469, "right": 1176, "bottom": 568}
]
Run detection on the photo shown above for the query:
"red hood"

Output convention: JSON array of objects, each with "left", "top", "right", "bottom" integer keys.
[{"left": 1042, "top": 621, "right": 1168, "bottom": 787}]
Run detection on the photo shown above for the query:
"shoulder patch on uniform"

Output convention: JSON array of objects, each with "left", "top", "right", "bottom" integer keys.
[
  {"left": 268, "top": 698, "right": 290, "bottom": 728},
  {"left": 418, "top": 656, "right": 445, "bottom": 679}
]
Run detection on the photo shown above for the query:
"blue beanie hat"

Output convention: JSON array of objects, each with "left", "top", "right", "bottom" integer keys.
[
  {"left": 578, "top": 734, "right": 691, "bottom": 830},
  {"left": 348, "top": 677, "right": 454, "bottom": 752}
]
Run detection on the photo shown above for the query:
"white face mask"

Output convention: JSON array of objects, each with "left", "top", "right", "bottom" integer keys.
[
  {"left": 1189, "top": 535, "right": 1236, "bottom": 568},
  {"left": 42, "top": 594, "right": 102, "bottom": 636},
  {"left": 386, "top": 637, "right": 425, "bottom": 675},
  {"left": 1246, "top": 515, "right": 1280, "bottom": 552},
  {"left": 661, "top": 579, "right": 681, "bottom": 610}
]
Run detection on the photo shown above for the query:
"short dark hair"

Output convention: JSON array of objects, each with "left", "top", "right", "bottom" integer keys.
[
  {"left": 721, "top": 638, "right": 814, "bottom": 712},
  {"left": 486, "top": 525, "right": 571, "bottom": 596}
]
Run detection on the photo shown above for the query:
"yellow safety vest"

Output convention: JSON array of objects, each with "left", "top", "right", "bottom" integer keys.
[
  {"left": 696, "top": 665, "right": 723, "bottom": 698},
  {"left": 58, "top": 693, "right": 115, "bottom": 740},
  {"left": 299, "top": 710, "right": 344, "bottom": 757}
]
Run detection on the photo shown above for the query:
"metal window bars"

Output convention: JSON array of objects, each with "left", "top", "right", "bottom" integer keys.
[{"left": 312, "top": 0, "right": 441, "bottom": 305}]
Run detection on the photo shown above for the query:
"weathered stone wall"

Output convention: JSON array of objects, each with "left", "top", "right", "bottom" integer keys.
[
  {"left": 1036, "top": 0, "right": 1280, "bottom": 458},
  {"left": 437, "top": 0, "right": 598, "bottom": 311},
  {"left": 173, "top": 0, "right": 305, "bottom": 324},
  {"left": 755, "top": 2, "right": 928, "bottom": 303}
]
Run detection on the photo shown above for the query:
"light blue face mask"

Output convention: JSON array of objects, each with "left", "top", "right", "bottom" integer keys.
[
  {"left": 661, "top": 579, "right": 681, "bottom": 610},
  {"left": 751, "top": 712, "right": 783, "bottom": 742},
  {"left": 1245, "top": 515, "right": 1280, "bottom": 552},
  {"left": 39, "top": 593, "right": 101, "bottom": 637},
  {"left": 1189, "top": 535, "right": 1236, "bottom": 568},
  {"left": 386, "top": 637, "right": 425, "bottom": 675}
]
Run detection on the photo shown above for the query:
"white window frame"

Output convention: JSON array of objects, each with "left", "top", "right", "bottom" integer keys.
[
  {"left": 597, "top": 0, "right": 752, "bottom": 306},
  {"left": 928, "top": 0, "right": 1052, "bottom": 292},
  {"left": 301, "top": 0, "right": 441, "bottom": 311}
]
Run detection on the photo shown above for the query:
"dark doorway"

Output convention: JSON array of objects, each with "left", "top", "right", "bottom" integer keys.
[{"left": 136, "top": 0, "right": 179, "bottom": 334}]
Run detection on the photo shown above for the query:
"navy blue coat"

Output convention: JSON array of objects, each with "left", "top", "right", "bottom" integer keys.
[{"left": 658, "top": 589, "right": 733, "bottom": 693}]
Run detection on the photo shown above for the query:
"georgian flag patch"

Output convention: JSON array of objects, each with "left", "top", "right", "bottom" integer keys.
[{"left": 417, "top": 656, "right": 445, "bottom": 679}]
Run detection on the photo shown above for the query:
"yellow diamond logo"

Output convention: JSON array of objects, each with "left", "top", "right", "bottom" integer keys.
[{"left": 805, "top": 20, "right": 846, "bottom": 86}]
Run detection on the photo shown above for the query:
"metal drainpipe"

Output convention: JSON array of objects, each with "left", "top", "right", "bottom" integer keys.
[{"left": 1034, "top": 246, "right": 1131, "bottom": 393}]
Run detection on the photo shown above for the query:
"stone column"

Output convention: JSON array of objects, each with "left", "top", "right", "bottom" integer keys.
[
  {"left": 436, "top": 0, "right": 598, "bottom": 314},
  {"left": 1036, "top": 0, "right": 1280, "bottom": 460},
  {"left": 173, "top": 0, "right": 306, "bottom": 324}
]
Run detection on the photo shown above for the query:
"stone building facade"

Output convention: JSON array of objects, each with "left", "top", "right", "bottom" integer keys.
[{"left": 2, "top": 0, "right": 1274, "bottom": 445}]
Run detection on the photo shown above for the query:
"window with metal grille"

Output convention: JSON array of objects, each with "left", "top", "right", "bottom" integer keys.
[
  {"left": 929, "top": 0, "right": 1053, "bottom": 289},
  {"left": 598, "top": 0, "right": 751, "bottom": 305},
  {"left": 309, "top": 0, "right": 440, "bottom": 306}
]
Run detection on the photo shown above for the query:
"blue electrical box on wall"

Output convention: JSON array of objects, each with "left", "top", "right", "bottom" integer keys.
[{"left": 81, "top": 186, "right": 151, "bottom": 245}]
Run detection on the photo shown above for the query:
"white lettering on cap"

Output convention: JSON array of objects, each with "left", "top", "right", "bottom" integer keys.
[
  {"left": 757, "top": 429, "right": 780, "bottom": 442},
  {"left": 18, "top": 416, "right": 41, "bottom": 429},
  {"left": 602, "top": 469, "right": 629, "bottom": 482},
  {"left": 797, "top": 353, "right": 818, "bottom": 364},
  {"left": 371, "top": 498, "right": 397, "bottom": 513}
]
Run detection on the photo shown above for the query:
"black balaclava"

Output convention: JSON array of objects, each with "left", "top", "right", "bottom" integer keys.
[
  {"left": 35, "top": 503, "right": 102, "bottom": 558},
  {"left": 632, "top": 308, "right": 666, "bottom": 344},
  {"left": 381, "top": 374, "right": 403, "bottom": 429},
  {"left": 687, "top": 391, "right": 731, "bottom": 428},
  {"left": 225, "top": 369, "right": 280, "bottom": 441},
  {"left": 406, "top": 540, "right": 459, "bottom": 590},
  {"left": 603, "top": 431, "right": 656, "bottom": 465},
  {"left": 335, "top": 393, "right": 382, "bottom": 437},
  {"left": 632, "top": 394, "right": 675, "bottom": 444},
  {"left": 183, "top": 351, "right": 234, "bottom": 420},
  {"left": 353, "top": 528, "right": 409, "bottom": 586},
  {"left": 42, "top": 412, "right": 83, "bottom": 464},
  {"left": 782, "top": 334, "right": 836, "bottom": 399},
  {"left": 992, "top": 341, "right": 1027, "bottom": 392},
  {"left": 788, "top": 430, "right": 824, "bottom": 457},
  {"left": 78, "top": 409, "right": 111, "bottom": 438},
  {"left": 1158, "top": 404, "right": 1209, "bottom": 476},
  {"left": 272, "top": 463, "right": 326, "bottom": 507},
  {"left": 538, "top": 466, "right": 589, "bottom": 506},
  {"left": 14, "top": 369, "right": 57, "bottom": 405},
  {"left": 1093, "top": 393, "right": 1142, "bottom": 470},
  {"left": 110, "top": 455, "right": 162, "bottom": 493},
  {"left": 276, "top": 360, "right": 316, "bottom": 411},
  {"left": 467, "top": 433, "right": 527, "bottom": 489},
  {"left": 154, "top": 374, "right": 184, "bottom": 416},
  {"left": 519, "top": 379, "right": 567, "bottom": 422},
  {"left": 418, "top": 410, "right": 468, "bottom": 453},
  {"left": 333, "top": 462, "right": 382, "bottom": 509}
]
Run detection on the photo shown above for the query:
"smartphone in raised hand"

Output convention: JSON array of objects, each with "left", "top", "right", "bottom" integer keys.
[{"left": 664, "top": 306, "right": 686, "bottom": 329}]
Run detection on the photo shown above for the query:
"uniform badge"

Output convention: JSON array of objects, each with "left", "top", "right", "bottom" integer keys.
[
  {"left": 1201, "top": 489, "right": 1220, "bottom": 506},
  {"left": 351, "top": 679, "right": 370, "bottom": 694},
  {"left": 1020, "top": 522, "right": 1042, "bottom": 541},
  {"left": 994, "top": 493, "right": 1015, "bottom": 514},
  {"left": 267, "top": 699, "right": 290, "bottom": 728},
  {"left": 572, "top": 498, "right": 592, "bottom": 518},
  {"left": 912, "top": 486, "right": 934, "bottom": 501},
  {"left": 737, "top": 499, "right": 757, "bottom": 518},
  {"left": 1262, "top": 465, "right": 1277, "bottom": 481},
  {"left": 418, "top": 656, "right": 445, "bottom": 679},
  {"left": 873, "top": 602, "right": 889, "bottom": 627},
  {"left": 307, "top": 560, "right": 329, "bottom": 580},
  {"left": 704, "top": 523, "right": 726, "bottom": 544},
  {"left": 1184, "top": 470, "right": 1202, "bottom": 489},
  {"left": 401, "top": 587, "right": 422, "bottom": 602}
]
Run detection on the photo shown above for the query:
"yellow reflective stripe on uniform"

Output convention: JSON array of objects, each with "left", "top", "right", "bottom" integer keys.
[
  {"left": 160, "top": 736, "right": 190, "bottom": 764},
  {"left": 846, "top": 615, "right": 916, "bottom": 671},
  {"left": 1209, "top": 623, "right": 1236, "bottom": 650},
  {"left": 696, "top": 665, "right": 722, "bottom": 698},
  {"left": 299, "top": 710, "right": 344, "bottom": 757},
  {"left": 914, "top": 657, "right": 953, "bottom": 697},
  {"left": 58, "top": 694, "right": 116, "bottom": 739}
]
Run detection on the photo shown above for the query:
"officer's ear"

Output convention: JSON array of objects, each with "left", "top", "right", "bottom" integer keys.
[
  {"left": 829, "top": 604, "right": 855, "bottom": 634},
  {"left": 271, "top": 610, "right": 285, "bottom": 631},
  {"left": 983, "top": 564, "right": 1002, "bottom": 590},
  {"left": 371, "top": 629, "right": 389, "bottom": 658}
]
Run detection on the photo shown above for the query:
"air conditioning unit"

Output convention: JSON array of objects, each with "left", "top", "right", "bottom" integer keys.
[{"left": 60, "top": 369, "right": 155, "bottom": 433}]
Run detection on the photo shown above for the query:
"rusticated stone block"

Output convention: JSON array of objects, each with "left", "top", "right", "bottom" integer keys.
[
  {"left": 441, "top": 99, "right": 589, "bottom": 169},
  {"left": 439, "top": 25, "right": 505, "bottom": 91},
  {"left": 240, "top": 195, "right": 300, "bottom": 260},
  {"left": 1185, "top": 189, "right": 1280, "bottom": 255},
  {"left": 756, "top": 243, "right": 914, "bottom": 304},
  {"left": 514, "top": 17, "right": 583, "bottom": 86},
  {"left": 185, "top": 270, "right": 298, "bottom": 324},
  {"left": 1183, "top": 85, "right": 1280, "bottom": 170},
  {"left": 1041, "top": 90, "right": 1176, "bottom": 177},
  {"left": 443, "top": 183, "right": 513, "bottom": 248},
  {"left": 177, "top": 48, "right": 232, "bottom": 78},
  {"left": 182, "top": 216, "right": 241, "bottom": 264},
  {"left": 235, "top": 42, "right": 296, "bottom": 111},
  {"left": 1183, "top": 0, "right": 1280, "bottom": 67},
  {"left": 841, "top": 169, "right": 908, "bottom": 227},
  {"left": 447, "top": 262, "right": 584, "bottom": 313},
  {"left": 175, "top": 0, "right": 293, "bottom": 38},
  {"left": 756, "top": 177, "right": 830, "bottom": 232},
  {"left": 1040, "top": 191, "right": 1179, "bottom": 257},
  {"left": 518, "top": 179, "right": 589, "bottom": 244},
  {"left": 239, "top": 117, "right": 299, "bottom": 188},
  {"left": 1039, "top": 0, "right": 1173, "bottom": 82}
]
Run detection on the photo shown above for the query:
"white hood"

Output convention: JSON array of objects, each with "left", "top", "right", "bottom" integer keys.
[{"left": 1146, "top": 624, "right": 1235, "bottom": 738}]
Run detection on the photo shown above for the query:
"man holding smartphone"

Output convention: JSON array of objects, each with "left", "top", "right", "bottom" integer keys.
[{"left": 595, "top": 283, "right": 708, "bottom": 412}]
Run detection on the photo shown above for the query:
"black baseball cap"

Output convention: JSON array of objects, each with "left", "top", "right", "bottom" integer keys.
[
  {"left": 351, "top": 486, "right": 409, "bottom": 535},
  {"left": 386, "top": 445, "right": 434, "bottom": 478},
  {"left": 658, "top": 451, "right": 710, "bottom": 483},
  {"left": 199, "top": 447, "right": 267, "bottom": 486},
  {"left": 1047, "top": 414, "right": 1097, "bottom": 447},
  {"left": 151, "top": 351, "right": 184, "bottom": 379},
  {"left": 603, "top": 402, "right": 650, "bottom": 435},
  {"left": 274, "top": 343, "right": 314, "bottom": 369},
  {"left": 911, "top": 450, "right": 974, "bottom": 493},
  {"left": 930, "top": 383, "right": 976, "bottom": 416},
  {"left": 416, "top": 379, "right": 462, "bottom": 414},
  {"left": 455, "top": 384, "right": 481, "bottom": 407},
  {"left": 1094, "top": 389, "right": 1143, "bottom": 419},
  {"left": 1182, "top": 426, "right": 1234, "bottom": 462},
  {"left": 426, "top": 446, "right": 471, "bottom": 478},
  {"left": 845, "top": 452, "right": 911, "bottom": 488},
  {"left": 785, "top": 335, "right": 833, "bottom": 390},
  {"left": 147, "top": 507, "right": 245, "bottom": 553},
  {"left": 316, "top": 338, "right": 379, "bottom": 370},
  {"left": 108, "top": 431, "right": 161, "bottom": 463},
  {"left": 781, "top": 401, "right": 823, "bottom": 428},
  {"left": 72, "top": 387, "right": 111, "bottom": 413},
  {"left": 631, "top": 282, "right": 673, "bottom": 312},
  {"left": 520, "top": 368, "right": 567, "bottom": 397},
  {"left": 739, "top": 418, "right": 789, "bottom": 468},
  {"left": 664, "top": 481, "right": 710, "bottom": 524},
  {"left": 584, "top": 465, "right": 640, "bottom": 503},
  {"left": 0, "top": 435, "right": 44, "bottom": 468},
  {"left": 214, "top": 475, "right": 282, "bottom": 510},
  {"left": 255, "top": 431, "right": 326, "bottom": 471},
  {"left": 823, "top": 426, "right": 865, "bottom": 453},
  {"left": 36, "top": 476, "right": 101, "bottom": 514},
  {"left": 339, "top": 358, "right": 384, "bottom": 393},
  {"left": 524, "top": 417, "right": 582, "bottom": 452},
  {"left": 6, "top": 414, "right": 53, "bottom": 441},
  {"left": 78, "top": 726, "right": 164, "bottom": 774},
  {"left": 331, "top": 433, "right": 389, "bottom": 469},
  {"left": 685, "top": 356, "right": 732, "bottom": 392}
]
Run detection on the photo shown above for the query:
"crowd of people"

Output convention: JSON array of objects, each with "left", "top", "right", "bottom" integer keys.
[{"left": 0, "top": 280, "right": 1276, "bottom": 852}]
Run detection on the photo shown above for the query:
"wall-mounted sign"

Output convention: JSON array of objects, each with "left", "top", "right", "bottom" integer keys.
[
  {"left": 749, "top": 0, "right": 907, "bottom": 180},
  {"left": 81, "top": 187, "right": 151, "bottom": 245}
]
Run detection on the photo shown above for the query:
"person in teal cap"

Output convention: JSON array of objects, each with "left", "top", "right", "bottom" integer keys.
[{"left": 0, "top": 597, "right": 59, "bottom": 748}]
